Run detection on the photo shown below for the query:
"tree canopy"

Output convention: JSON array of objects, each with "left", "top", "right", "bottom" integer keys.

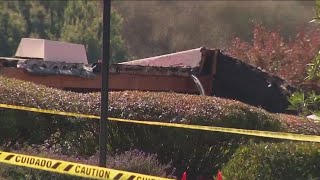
[{"left": 0, "top": 1, "right": 128, "bottom": 64}]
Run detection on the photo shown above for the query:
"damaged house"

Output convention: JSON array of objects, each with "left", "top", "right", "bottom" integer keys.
[{"left": 0, "top": 38, "right": 295, "bottom": 113}]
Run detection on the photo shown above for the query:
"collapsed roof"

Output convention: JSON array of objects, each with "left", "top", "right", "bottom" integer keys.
[
  {"left": 116, "top": 47, "right": 296, "bottom": 113},
  {"left": 119, "top": 48, "right": 203, "bottom": 68},
  {"left": 0, "top": 42, "right": 296, "bottom": 113},
  {"left": 110, "top": 47, "right": 216, "bottom": 77}
]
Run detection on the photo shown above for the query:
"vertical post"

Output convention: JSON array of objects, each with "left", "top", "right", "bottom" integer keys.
[{"left": 99, "top": 0, "right": 111, "bottom": 167}]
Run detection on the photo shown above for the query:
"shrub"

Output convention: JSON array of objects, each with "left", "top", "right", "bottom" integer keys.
[
  {"left": 0, "top": 108, "right": 98, "bottom": 157},
  {"left": 222, "top": 141, "right": 320, "bottom": 179},
  {"left": 229, "top": 23, "right": 320, "bottom": 120},
  {"left": 227, "top": 23, "right": 320, "bottom": 90},
  {"left": 288, "top": 91, "right": 320, "bottom": 116},
  {"left": 0, "top": 76, "right": 320, "bottom": 176},
  {"left": 287, "top": 46, "right": 320, "bottom": 117},
  {"left": 105, "top": 149, "right": 174, "bottom": 177},
  {"left": 0, "top": 109, "right": 62, "bottom": 147}
]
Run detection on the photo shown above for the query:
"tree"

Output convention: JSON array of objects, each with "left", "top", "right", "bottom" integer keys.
[
  {"left": 7, "top": 1, "right": 64, "bottom": 40},
  {"left": 60, "top": 1, "right": 127, "bottom": 63},
  {"left": 0, "top": 2, "right": 26, "bottom": 57},
  {"left": 37, "top": 1, "right": 68, "bottom": 40},
  {"left": 0, "top": 1, "right": 67, "bottom": 56},
  {"left": 0, "top": 0, "right": 128, "bottom": 63}
]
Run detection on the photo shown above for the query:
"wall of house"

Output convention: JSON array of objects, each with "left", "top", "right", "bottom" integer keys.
[{"left": 0, "top": 68, "right": 212, "bottom": 95}]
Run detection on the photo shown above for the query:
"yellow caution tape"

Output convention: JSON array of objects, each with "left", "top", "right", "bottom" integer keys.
[
  {"left": 0, "top": 103, "right": 320, "bottom": 143},
  {"left": 0, "top": 103, "right": 98, "bottom": 119},
  {"left": 109, "top": 117, "right": 320, "bottom": 142},
  {"left": 0, "top": 150, "right": 173, "bottom": 180}
]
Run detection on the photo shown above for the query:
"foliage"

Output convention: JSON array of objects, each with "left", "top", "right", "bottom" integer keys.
[
  {"left": 0, "top": 2, "right": 26, "bottom": 57},
  {"left": 222, "top": 142, "right": 320, "bottom": 179},
  {"left": 0, "top": 1, "right": 128, "bottom": 63},
  {"left": 311, "top": 0, "right": 320, "bottom": 23},
  {"left": 9, "top": 1, "right": 68, "bottom": 40},
  {"left": 305, "top": 51, "right": 320, "bottom": 82},
  {"left": 1, "top": 76, "right": 320, "bottom": 177},
  {"left": 228, "top": 22, "right": 320, "bottom": 117},
  {"left": 60, "top": 1, "right": 128, "bottom": 63},
  {"left": 288, "top": 91, "right": 320, "bottom": 116},
  {"left": 287, "top": 2, "right": 320, "bottom": 117},
  {"left": 113, "top": 1, "right": 315, "bottom": 59},
  {"left": 0, "top": 148, "right": 173, "bottom": 179},
  {"left": 0, "top": 109, "right": 99, "bottom": 157},
  {"left": 227, "top": 23, "right": 320, "bottom": 88},
  {"left": 105, "top": 149, "right": 174, "bottom": 177}
]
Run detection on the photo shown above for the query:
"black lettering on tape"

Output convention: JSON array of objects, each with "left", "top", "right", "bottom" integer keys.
[
  {"left": 5, "top": 155, "right": 15, "bottom": 160},
  {"left": 15, "top": 156, "right": 52, "bottom": 168},
  {"left": 64, "top": 164, "right": 74, "bottom": 171},
  {"left": 75, "top": 166, "right": 110, "bottom": 179},
  {"left": 137, "top": 177, "right": 156, "bottom": 180},
  {"left": 26, "top": 157, "right": 30, "bottom": 164},
  {"left": 114, "top": 173, "right": 123, "bottom": 180},
  {"left": 46, "top": 161, "right": 52, "bottom": 168},
  {"left": 80, "top": 166, "right": 89, "bottom": 175},
  {"left": 40, "top": 159, "right": 45, "bottom": 167},
  {"left": 127, "top": 175, "right": 136, "bottom": 180},
  {"left": 29, "top": 158, "right": 35, "bottom": 164},
  {"left": 75, "top": 166, "right": 80, "bottom": 173},
  {"left": 21, "top": 157, "right": 27, "bottom": 163},
  {"left": 105, "top": 170, "right": 110, "bottom": 179},
  {"left": 15, "top": 156, "right": 21, "bottom": 162},
  {"left": 98, "top": 169, "right": 104, "bottom": 177},
  {"left": 35, "top": 159, "right": 40, "bottom": 166},
  {"left": 91, "top": 168, "right": 97, "bottom": 176}
]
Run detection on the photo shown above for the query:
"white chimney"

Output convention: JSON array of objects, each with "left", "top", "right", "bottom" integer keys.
[{"left": 15, "top": 38, "right": 88, "bottom": 64}]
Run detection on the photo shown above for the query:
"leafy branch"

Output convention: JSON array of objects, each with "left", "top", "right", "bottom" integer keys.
[{"left": 288, "top": 0, "right": 320, "bottom": 117}]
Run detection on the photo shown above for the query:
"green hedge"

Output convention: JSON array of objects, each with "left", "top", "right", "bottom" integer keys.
[
  {"left": 222, "top": 142, "right": 320, "bottom": 179},
  {"left": 0, "top": 76, "right": 319, "bottom": 177}
]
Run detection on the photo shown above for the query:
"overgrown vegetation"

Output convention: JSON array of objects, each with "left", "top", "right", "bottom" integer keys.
[
  {"left": 218, "top": 2, "right": 320, "bottom": 177},
  {"left": 0, "top": 76, "right": 319, "bottom": 178},
  {"left": 222, "top": 142, "right": 320, "bottom": 179},
  {"left": 288, "top": 90, "right": 320, "bottom": 117},
  {"left": 226, "top": 21, "right": 320, "bottom": 118},
  {"left": 227, "top": 23, "right": 320, "bottom": 89},
  {"left": 286, "top": 10, "right": 320, "bottom": 117}
]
